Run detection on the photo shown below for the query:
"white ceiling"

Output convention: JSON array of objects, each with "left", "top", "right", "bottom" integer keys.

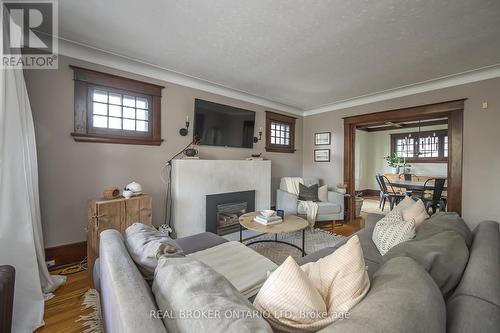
[{"left": 58, "top": 0, "right": 500, "bottom": 112}]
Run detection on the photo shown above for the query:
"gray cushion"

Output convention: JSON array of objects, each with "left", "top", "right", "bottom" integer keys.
[
  {"left": 298, "top": 201, "right": 341, "bottom": 215},
  {"left": 446, "top": 221, "right": 500, "bottom": 333},
  {"left": 384, "top": 221, "right": 469, "bottom": 297},
  {"left": 353, "top": 224, "right": 384, "bottom": 278},
  {"left": 298, "top": 223, "right": 383, "bottom": 278},
  {"left": 124, "top": 223, "right": 184, "bottom": 281},
  {"left": 298, "top": 183, "right": 319, "bottom": 201},
  {"left": 427, "top": 212, "right": 472, "bottom": 248},
  {"left": 318, "top": 257, "right": 446, "bottom": 333},
  {"left": 152, "top": 257, "right": 273, "bottom": 333},
  {"left": 175, "top": 232, "right": 228, "bottom": 255}
]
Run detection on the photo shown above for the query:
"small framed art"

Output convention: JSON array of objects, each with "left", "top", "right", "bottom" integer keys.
[
  {"left": 314, "top": 149, "right": 330, "bottom": 162},
  {"left": 314, "top": 132, "right": 331, "bottom": 145}
]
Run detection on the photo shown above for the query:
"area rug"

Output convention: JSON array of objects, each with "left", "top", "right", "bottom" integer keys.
[
  {"left": 361, "top": 198, "right": 389, "bottom": 215},
  {"left": 244, "top": 229, "right": 347, "bottom": 265},
  {"left": 76, "top": 289, "right": 104, "bottom": 333}
]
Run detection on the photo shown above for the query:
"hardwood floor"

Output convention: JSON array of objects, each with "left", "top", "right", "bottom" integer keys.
[
  {"left": 316, "top": 218, "right": 364, "bottom": 236},
  {"left": 36, "top": 270, "right": 91, "bottom": 333}
]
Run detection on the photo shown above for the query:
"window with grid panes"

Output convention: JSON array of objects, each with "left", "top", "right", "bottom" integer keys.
[
  {"left": 265, "top": 111, "right": 296, "bottom": 153},
  {"left": 71, "top": 66, "right": 163, "bottom": 145},
  {"left": 391, "top": 129, "right": 448, "bottom": 163}
]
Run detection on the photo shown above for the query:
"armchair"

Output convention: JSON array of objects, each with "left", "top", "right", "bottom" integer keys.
[{"left": 276, "top": 177, "right": 344, "bottom": 222}]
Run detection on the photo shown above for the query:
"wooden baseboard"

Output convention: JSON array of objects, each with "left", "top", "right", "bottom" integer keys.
[
  {"left": 357, "top": 189, "right": 379, "bottom": 197},
  {"left": 45, "top": 241, "right": 87, "bottom": 269}
]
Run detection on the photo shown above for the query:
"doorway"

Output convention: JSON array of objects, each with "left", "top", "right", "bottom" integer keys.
[{"left": 343, "top": 99, "right": 465, "bottom": 222}]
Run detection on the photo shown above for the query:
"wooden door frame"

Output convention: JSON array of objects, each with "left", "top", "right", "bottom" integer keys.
[{"left": 343, "top": 99, "right": 465, "bottom": 222}]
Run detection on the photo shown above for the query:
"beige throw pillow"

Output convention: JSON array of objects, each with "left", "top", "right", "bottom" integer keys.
[
  {"left": 318, "top": 185, "right": 328, "bottom": 202},
  {"left": 392, "top": 196, "right": 415, "bottom": 213},
  {"left": 254, "top": 236, "right": 370, "bottom": 332},
  {"left": 402, "top": 199, "right": 429, "bottom": 229},
  {"left": 301, "top": 235, "right": 370, "bottom": 314}
]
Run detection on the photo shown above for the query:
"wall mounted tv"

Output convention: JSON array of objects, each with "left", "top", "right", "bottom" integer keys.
[{"left": 193, "top": 99, "right": 255, "bottom": 148}]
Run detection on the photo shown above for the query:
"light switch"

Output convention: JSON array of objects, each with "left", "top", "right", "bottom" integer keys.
[{"left": 481, "top": 101, "right": 488, "bottom": 109}]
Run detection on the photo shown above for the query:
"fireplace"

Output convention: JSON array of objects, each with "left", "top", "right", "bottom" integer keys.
[{"left": 206, "top": 190, "right": 255, "bottom": 236}]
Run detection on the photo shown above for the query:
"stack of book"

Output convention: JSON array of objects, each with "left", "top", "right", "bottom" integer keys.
[{"left": 254, "top": 214, "right": 283, "bottom": 225}]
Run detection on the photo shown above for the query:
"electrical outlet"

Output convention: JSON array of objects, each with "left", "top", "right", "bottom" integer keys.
[
  {"left": 482, "top": 101, "right": 488, "bottom": 109},
  {"left": 46, "top": 260, "right": 55, "bottom": 268}
]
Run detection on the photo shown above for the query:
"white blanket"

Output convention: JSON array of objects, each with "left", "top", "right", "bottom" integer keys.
[
  {"left": 188, "top": 241, "right": 278, "bottom": 298},
  {"left": 283, "top": 177, "right": 319, "bottom": 227}
]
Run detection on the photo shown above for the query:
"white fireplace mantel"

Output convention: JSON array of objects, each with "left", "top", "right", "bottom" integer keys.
[{"left": 171, "top": 159, "right": 271, "bottom": 238}]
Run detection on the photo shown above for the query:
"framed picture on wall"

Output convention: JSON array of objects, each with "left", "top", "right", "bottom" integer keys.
[
  {"left": 314, "top": 132, "right": 331, "bottom": 145},
  {"left": 314, "top": 149, "right": 330, "bottom": 162}
]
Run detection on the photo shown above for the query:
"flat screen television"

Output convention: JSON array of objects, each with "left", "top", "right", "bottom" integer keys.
[{"left": 193, "top": 99, "right": 255, "bottom": 148}]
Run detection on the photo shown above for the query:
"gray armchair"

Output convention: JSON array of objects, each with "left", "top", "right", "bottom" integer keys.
[{"left": 276, "top": 177, "right": 345, "bottom": 222}]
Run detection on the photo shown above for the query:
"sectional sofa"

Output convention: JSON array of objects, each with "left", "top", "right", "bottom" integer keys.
[{"left": 94, "top": 213, "right": 500, "bottom": 332}]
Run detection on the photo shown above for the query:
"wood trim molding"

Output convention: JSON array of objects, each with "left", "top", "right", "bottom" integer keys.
[
  {"left": 343, "top": 99, "right": 465, "bottom": 222},
  {"left": 45, "top": 241, "right": 87, "bottom": 269},
  {"left": 343, "top": 99, "right": 466, "bottom": 125},
  {"left": 71, "top": 132, "right": 163, "bottom": 146},
  {"left": 70, "top": 65, "right": 164, "bottom": 96}
]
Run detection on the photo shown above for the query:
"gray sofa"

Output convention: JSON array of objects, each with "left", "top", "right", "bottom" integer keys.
[
  {"left": 276, "top": 177, "right": 344, "bottom": 222},
  {"left": 96, "top": 213, "right": 500, "bottom": 333}
]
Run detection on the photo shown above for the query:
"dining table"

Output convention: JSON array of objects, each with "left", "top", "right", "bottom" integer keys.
[{"left": 390, "top": 179, "right": 447, "bottom": 191}]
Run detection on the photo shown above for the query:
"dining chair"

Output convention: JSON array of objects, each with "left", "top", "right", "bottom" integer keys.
[
  {"left": 376, "top": 174, "right": 405, "bottom": 211},
  {"left": 421, "top": 178, "right": 447, "bottom": 214}
]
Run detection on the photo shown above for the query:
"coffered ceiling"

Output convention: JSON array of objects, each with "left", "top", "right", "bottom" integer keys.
[{"left": 57, "top": 0, "right": 500, "bottom": 114}]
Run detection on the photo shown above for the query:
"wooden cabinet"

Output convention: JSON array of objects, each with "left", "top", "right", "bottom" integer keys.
[{"left": 87, "top": 195, "right": 152, "bottom": 283}]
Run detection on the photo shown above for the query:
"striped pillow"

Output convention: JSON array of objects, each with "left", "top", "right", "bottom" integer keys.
[
  {"left": 253, "top": 236, "right": 370, "bottom": 332},
  {"left": 372, "top": 210, "right": 416, "bottom": 255}
]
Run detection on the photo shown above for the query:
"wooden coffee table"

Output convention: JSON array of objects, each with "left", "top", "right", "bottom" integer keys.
[{"left": 239, "top": 211, "right": 309, "bottom": 256}]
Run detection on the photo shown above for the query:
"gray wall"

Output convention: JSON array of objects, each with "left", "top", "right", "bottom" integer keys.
[
  {"left": 303, "top": 77, "right": 500, "bottom": 230},
  {"left": 24, "top": 55, "right": 303, "bottom": 247}
]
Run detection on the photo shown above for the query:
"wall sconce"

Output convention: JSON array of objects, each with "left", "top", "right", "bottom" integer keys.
[
  {"left": 253, "top": 127, "right": 263, "bottom": 143},
  {"left": 179, "top": 115, "right": 190, "bottom": 136}
]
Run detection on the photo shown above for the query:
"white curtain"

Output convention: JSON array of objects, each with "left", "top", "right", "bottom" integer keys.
[{"left": 0, "top": 68, "right": 65, "bottom": 332}]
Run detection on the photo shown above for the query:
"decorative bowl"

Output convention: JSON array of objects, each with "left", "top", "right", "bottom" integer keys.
[
  {"left": 123, "top": 190, "right": 133, "bottom": 199},
  {"left": 261, "top": 210, "right": 275, "bottom": 218}
]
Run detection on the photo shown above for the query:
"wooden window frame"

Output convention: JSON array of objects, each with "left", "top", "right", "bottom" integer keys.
[
  {"left": 265, "top": 111, "right": 296, "bottom": 153},
  {"left": 390, "top": 129, "right": 448, "bottom": 163},
  {"left": 70, "top": 66, "right": 164, "bottom": 145}
]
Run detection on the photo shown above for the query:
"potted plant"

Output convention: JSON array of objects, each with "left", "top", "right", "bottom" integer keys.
[{"left": 384, "top": 154, "right": 402, "bottom": 174}]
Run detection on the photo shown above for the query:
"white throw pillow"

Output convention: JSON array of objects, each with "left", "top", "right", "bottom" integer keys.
[
  {"left": 301, "top": 235, "right": 370, "bottom": 314},
  {"left": 318, "top": 185, "right": 328, "bottom": 202},
  {"left": 124, "top": 223, "right": 184, "bottom": 280},
  {"left": 402, "top": 199, "right": 429, "bottom": 229},
  {"left": 372, "top": 210, "right": 416, "bottom": 255},
  {"left": 392, "top": 196, "right": 415, "bottom": 213},
  {"left": 254, "top": 237, "right": 370, "bottom": 332}
]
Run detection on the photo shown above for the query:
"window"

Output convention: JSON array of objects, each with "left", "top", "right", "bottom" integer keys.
[
  {"left": 391, "top": 129, "right": 448, "bottom": 163},
  {"left": 71, "top": 66, "right": 164, "bottom": 145},
  {"left": 265, "top": 111, "right": 296, "bottom": 153}
]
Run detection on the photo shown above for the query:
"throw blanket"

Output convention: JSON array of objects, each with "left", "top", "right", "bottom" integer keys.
[
  {"left": 188, "top": 241, "right": 278, "bottom": 298},
  {"left": 283, "top": 177, "right": 319, "bottom": 227}
]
